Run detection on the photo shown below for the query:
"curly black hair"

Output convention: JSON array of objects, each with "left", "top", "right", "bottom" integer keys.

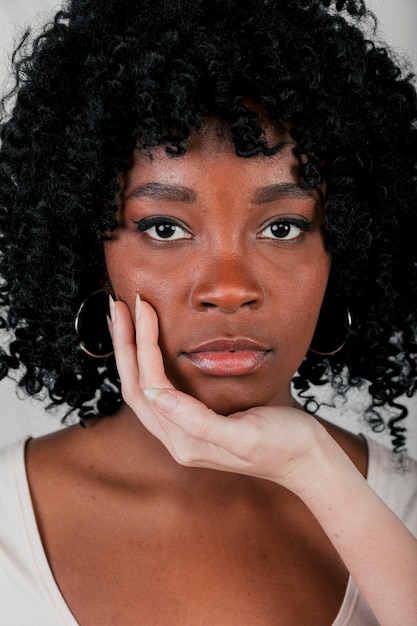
[{"left": 1, "top": 0, "right": 417, "bottom": 451}]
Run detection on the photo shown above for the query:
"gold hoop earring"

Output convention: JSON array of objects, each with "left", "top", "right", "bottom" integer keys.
[{"left": 74, "top": 289, "right": 114, "bottom": 358}]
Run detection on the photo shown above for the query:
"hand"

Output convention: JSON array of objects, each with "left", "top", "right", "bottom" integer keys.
[{"left": 109, "top": 294, "right": 328, "bottom": 492}]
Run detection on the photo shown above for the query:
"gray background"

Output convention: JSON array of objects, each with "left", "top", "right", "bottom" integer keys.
[{"left": 1, "top": 0, "right": 417, "bottom": 459}]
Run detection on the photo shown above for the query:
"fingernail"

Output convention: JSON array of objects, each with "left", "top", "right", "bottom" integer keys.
[
  {"left": 135, "top": 293, "right": 141, "bottom": 322},
  {"left": 109, "top": 294, "right": 116, "bottom": 323},
  {"left": 145, "top": 388, "right": 178, "bottom": 415},
  {"left": 106, "top": 314, "right": 113, "bottom": 339}
]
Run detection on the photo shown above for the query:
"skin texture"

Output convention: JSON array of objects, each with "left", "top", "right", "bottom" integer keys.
[
  {"left": 105, "top": 126, "right": 330, "bottom": 413},
  {"left": 23, "top": 126, "right": 417, "bottom": 625}
]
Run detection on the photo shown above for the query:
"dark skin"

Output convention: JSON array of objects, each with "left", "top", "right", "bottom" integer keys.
[
  {"left": 26, "top": 410, "right": 366, "bottom": 626},
  {"left": 26, "top": 126, "right": 368, "bottom": 625},
  {"left": 106, "top": 127, "right": 328, "bottom": 413}
]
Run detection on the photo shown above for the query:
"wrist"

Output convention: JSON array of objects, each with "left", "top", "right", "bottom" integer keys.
[{"left": 277, "top": 419, "right": 355, "bottom": 500}]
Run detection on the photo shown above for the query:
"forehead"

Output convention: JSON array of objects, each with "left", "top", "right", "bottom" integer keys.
[
  {"left": 124, "top": 122, "right": 303, "bottom": 191},
  {"left": 118, "top": 128, "right": 325, "bottom": 214}
]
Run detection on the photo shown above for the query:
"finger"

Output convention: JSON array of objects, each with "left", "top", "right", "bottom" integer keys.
[
  {"left": 110, "top": 298, "right": 171, "bottom": 442},
  {"left": 111, "top": 296, "right": 182, "bottom": 447},
  {"left": 110, "top": 297, "right": 142, "bottom": 401},
  {"left": 135, "top": 295, "right": 174, "bottom": 391},
  {"left": 145, "top": 387, "right": 256, "bottom": 456},
  {"left": 144, "top": 387, "right": 270, "bottom": 473}
]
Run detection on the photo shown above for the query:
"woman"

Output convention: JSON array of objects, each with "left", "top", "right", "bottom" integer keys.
[{"left": 0, "top": 0, "right": 416, "bottom": 623}]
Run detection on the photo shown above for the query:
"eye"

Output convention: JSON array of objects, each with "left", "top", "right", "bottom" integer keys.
[
  {"left": 259, "top": 217, "right": 312, "bottom": 241},
  {"left": 133, "top": 216, "right": 191, "bottom": 241}
]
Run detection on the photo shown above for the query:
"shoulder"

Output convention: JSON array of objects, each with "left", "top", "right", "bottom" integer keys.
[{"left": 365, "top": 436, "right": 417, "bottom": 536}]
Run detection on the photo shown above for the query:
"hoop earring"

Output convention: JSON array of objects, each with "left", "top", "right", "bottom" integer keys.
[
  {"left": 309, "top": 274, "right": 352, "bottom": 356},
  {"left": 74, "top": 289, "right": 114, "bottom": 358}
]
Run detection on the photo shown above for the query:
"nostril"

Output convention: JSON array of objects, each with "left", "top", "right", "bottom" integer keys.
[
  {"left": 191, "top": 268, "right": 264, "bottom": 313},
  {"left": 198, "top": 298, "right": 260, "bottom": 313}
]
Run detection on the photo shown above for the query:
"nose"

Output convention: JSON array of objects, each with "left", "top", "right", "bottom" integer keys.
[{"left": 191, "top": 254, "right": 264, "bottom": 313}]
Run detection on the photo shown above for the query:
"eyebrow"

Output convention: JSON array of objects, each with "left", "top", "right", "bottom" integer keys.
[
  {"left": 126, "top": 180, "right": 316, "bottom": 206},
  {"left": 251, "top": 182, "right": 316, "bottom": 204},
  {"left": 126, "top": 182, "right": 196, "bottom": 203}
]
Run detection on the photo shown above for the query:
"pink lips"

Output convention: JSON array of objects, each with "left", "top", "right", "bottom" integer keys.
[{"left": 183, "top": 339, "right": 270, "bottom": 376}]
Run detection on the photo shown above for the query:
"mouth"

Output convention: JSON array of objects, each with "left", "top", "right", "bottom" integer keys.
[{"left": 181, "top": 339, "right": 271, "bottom": 376}]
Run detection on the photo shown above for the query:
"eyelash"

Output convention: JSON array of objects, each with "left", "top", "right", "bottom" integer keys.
[
  {"left": 258, "top": 217, "right": 313, "bottom": 242},
  {"left": 134, "top": 216, "right": 190, "bottom": 241},
  {"left": 133, "top": 216, "right": 313, "bottom": 242}
]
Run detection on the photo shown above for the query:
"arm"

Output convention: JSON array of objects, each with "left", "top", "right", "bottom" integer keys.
[
  {"left": 294, "top": 432, "right": 417, "bottom": 626},
  {"left": 109, "top": 295, "right": 417, "bottom": 625}
]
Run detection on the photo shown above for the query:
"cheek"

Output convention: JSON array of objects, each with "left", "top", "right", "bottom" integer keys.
[
  {"left": 301, "top": 268, "right": 329, "bottom": 322},
  {"left": 306, "top": 261, "right": 330, "bottom": 316},
  {"left": 104, "top": 242, "right": 189, "bottom": 322},
  {"left": 280, "top": 258, "right": 330, "bottom": 345}
]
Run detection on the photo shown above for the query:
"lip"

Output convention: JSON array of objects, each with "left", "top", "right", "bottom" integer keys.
[{"left": 182, "top": 338, "right": 271, "bottom": 376}]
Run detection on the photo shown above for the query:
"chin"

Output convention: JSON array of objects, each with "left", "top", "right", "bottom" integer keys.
[
  {"left": 170, "top": 376, "right": 284, "bottom": 415},
  {"left": 167, "top": 364, "right": 292, "bottom": 415}
]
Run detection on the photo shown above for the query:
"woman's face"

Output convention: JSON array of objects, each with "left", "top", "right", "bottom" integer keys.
[{"left": 104, "top": 126, "right": 330, "bottom": 414}]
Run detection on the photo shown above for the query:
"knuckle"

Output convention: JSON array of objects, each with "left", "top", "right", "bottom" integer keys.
[
  {"left": 173, "top": 449, "right": 195, "bottom": 466},
  {"left": 236, "top": 417, "right": 263, "bottom": 459},
  {"left": 171, "top": 440, "right": 200, "bottom": 467},
  {"left": 190, "top": 411, "right": 214, "bottom": 441},
  {"left": 120, "top": 384, "right": 136, "bottom": 408}
]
